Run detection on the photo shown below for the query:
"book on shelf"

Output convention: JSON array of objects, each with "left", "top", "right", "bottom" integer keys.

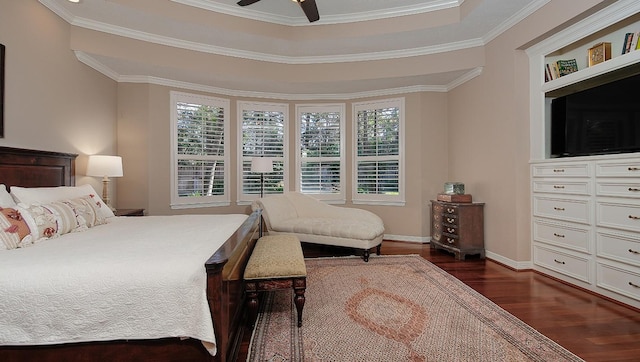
[
  {"left": 555, "top": 59, "right": 578, "bottom": 76},
  {"left": 622, "top": 32, "right": 634, "bottom": 54},
  {"left": 632, "top": 31, "right": 640, "bottom": 51}
]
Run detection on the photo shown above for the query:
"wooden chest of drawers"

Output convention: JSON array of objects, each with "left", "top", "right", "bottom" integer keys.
[{"left": 430, "top": 200, "right": 485, "bottom": 260}]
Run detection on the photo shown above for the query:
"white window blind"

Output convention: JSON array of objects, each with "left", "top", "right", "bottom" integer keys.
[
  {"left": 353, "top": 98, "right": 404, "bottom": 205},
  {"left": 238, "top": 101, "right": 288, "bottom": 202},
  {"left": 170, "top": 91, "right": 230, "bottom": 208},
  {"left": 296, "top": 104, "right": 345, "bottom": 201}
]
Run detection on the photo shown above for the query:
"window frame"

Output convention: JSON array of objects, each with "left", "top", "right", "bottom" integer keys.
[
  {"left": 237, "top": 100, "right": 289, "bottom": 204},
  {"left": 294, "top": 103, "right": 346, "bottom": 203},
  {"left": 170, "top": 91, "right": 231, "bottom": 209},
  {"left": 351, "top": 97, "right": 405, "bottom": 206}
]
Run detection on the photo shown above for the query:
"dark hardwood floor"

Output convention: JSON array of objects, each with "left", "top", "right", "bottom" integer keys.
[{"left": 237, "top": 240, "right": 640, "bottom": 362}]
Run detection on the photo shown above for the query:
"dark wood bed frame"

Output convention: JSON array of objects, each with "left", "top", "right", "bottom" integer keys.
[{"left": 0, "top": 146, "right": 261, "bottom": 362}]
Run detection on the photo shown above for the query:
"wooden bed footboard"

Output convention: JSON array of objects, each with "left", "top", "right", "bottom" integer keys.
[{"left": 206, "top": 209, "right": 261, "bottom": 362}]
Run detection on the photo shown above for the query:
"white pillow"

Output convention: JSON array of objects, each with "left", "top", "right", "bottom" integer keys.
[
  {"left": 10, "top": 184, "right": 115, "bottom": 219},
  {"left": 0, "top": 184, "right": 17, "bottom": 208}
]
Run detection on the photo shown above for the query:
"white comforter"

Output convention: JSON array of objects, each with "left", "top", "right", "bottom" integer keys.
[{"left": 0, "top": 214, "right": 248, "bottom": 356}]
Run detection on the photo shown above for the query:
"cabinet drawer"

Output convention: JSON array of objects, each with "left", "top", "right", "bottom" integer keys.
[
  {"left": 596, "top": 181, "right": 640, "bottom": 198},
  {"left": 596, "top": 231, "right": 640, "bottom": 267},
  {"left": 533, "top": 245, "right": 590, "bottom": 283},
  {"left": 533, "top": 180, "right": 590, "bottom": 195},
  {"left": 532, "top": 163, "right": 590, "bottom": 178},
  {"left": 442, "top": 214, "right": 458, "bottom": 226},
  {"left": 441, "top": 233, "right": 459, "bottom": 248},
  {"left": 597, "top": 262, "right": 640, "bottom": 302},
  {"left": 595, "top": 159, "right": 640, "bottom": 177},
  {"left": 533, "top": 219, "right": 591, "bottom": 253},
  {"left": 597, "top": 201, "right": 640, "bottom": 233},
  {"left": 442, "top": 205, "right": 458, "bottom": 216},
  {"left": 533, "top": 196, "right": 590, "bottom": 224}
]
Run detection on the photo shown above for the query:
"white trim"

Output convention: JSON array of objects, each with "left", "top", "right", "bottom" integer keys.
[
  {"left": 351, "top": 98, "right": 405, "bottom": 206},
  {"left": 236, "top": 100, "right": 289, "bottom": 203},
  {"left": 383, "top": 234, "right": 429, "bottom": 244},
  {"left": 171, "top": 0, "right": 463, "bottom": 26},
  {"left": 294, "top": 103, "right": 346, "bottom": 202},
  {"left": 169, "top": 91, "right": 231, "bottom": 208},
  {"left": 485, "top": 250, "right": 533, "bottom": 271}
]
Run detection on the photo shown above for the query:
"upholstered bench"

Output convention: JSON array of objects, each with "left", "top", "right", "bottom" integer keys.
[{"left": 244, "top": 235, "right": 307, "bottom": 327}]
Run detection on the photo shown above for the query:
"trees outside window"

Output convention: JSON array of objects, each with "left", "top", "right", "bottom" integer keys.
[
  {"left": 352, "top": 98, "right": 405, "bottom": 205},
  {"left": 170, "top": 91, "right": 230, "bottom": 208}
]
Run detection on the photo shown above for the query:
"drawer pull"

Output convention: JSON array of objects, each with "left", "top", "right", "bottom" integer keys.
[
  {"left": 446, "top": 218, "right": 454, "bottom": 223},
  {"left": 446, "top": 238, "right": 455, "bottom": 244},
  {"left": 554, "top": 259, "right": 566, "bottom": 265},
  {"left": 629, "top": 215, "right": 640, "bottom": 220},
  {"left": 628, "top": 249, "right": 640, "bottom": 255},
  {"left": 553, "top": 169, "right": 565, "bottom": 173},
  {"left": 447, "top": 228, "right": 455, "bottom": 233},
  {"left": 553, "top": 233, "right": 565, "bottom": 238},
  {"left": 629, "top": 188, "right": 640, "bottom": 192},
  {"left": 629, "top": 167, "right": 640, "bottom": 171},
  {"left": 446, "top": 208, "right": 455, "bottom": 213},
  {"left": 553, "top": 185, "right": 565, "bottom": 189},
  {"left": 553, "top": 207, "right": 565, "bottom": 211},
  {"left": 629, "top": 282, "right": 640, "bottom": 288}
]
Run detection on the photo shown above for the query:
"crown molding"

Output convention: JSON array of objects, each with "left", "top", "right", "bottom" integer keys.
[
  {"left": 483, "top": 0, "right": 551, "bottom": 44},
  {"left": 171, "top": 0, "right": 462, "bottom": 26},
  {"left": 75, "top": 51, "right": 482, "bottom": 100}
]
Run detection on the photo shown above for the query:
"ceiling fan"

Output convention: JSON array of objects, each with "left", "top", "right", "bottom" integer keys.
[{"left": 237, "top": 0, "right": 320, "bottom": 23}]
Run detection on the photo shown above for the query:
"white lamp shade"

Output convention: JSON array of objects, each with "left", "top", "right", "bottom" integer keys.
[
  {"left": 86, "top": 155, "right": 123, "bottom": 177},
  {"left": 251, "top": 157, "right": 273, "bottom": 173}
]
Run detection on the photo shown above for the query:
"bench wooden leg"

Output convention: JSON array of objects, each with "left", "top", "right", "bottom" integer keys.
[
  {"left": 293, "top": 277, "right": 306, "bottom": 327},
  {"left": 376, "top": 244, "right": 382, "bottom": 255},
  {"left": 245, "top": 282, "right": 259, "bottom": 327}
]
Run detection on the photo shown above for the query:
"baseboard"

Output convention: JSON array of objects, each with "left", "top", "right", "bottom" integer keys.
[
  {"left": 383, "top": 234, "right": 429, "bottom": 243},
  {"left": 485, "top": 250, "right": 533, "bottom": 271}
]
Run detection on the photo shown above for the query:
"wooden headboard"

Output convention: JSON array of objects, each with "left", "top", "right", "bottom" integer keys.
[{"left": 0, "top": 146, "right": 77, "bottom": 189}]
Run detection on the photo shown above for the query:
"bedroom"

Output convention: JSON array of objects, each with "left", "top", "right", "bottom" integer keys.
[{"left": 1, "top": 0, "right": 640, "bottom": 360}]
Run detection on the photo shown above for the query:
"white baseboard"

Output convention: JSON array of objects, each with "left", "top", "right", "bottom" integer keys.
[
  {"left": 384, "top": 234, "right": 429, "bottom": 243},
  {"left": 485, "top": 250, "right": 533, "bottom": 271}
]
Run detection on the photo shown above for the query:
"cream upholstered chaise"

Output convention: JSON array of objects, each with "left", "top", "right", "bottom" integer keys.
[{"left": 252, "top": 192, "right": 385, "bottom": 261}]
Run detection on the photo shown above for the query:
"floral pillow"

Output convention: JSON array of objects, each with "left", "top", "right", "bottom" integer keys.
[
  {"left": 0, "top": 207, "right": 33, "bottom": 250},
  {"left": 16, "top": 196, "right": 108, "bottom": 245}
]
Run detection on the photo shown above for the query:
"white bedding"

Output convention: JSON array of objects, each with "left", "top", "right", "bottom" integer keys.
[{"left": 0, "top": 213, "right": 248, "bottom": 356}]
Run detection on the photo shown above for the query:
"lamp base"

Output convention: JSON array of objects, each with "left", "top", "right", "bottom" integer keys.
[{"left": 101, "top": 177, "right": 116, "bottom": 212}]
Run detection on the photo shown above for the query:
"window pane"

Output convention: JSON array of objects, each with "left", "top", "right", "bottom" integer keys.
[
  {"left": 242, "top": 109, "right": 285, "bottom": 157},
  {"left": 177, "top": 102, "right": 225, "bottom": 156},
  {"left": 300, "top": 112, "right": 341, "bottom": 157},
  {"left": 356, "top": 160, "right": 399, "bottom": 195},
  {"left": 356, "top": 107, "right": 399, "bottom": 157},
  {"left": 241, "top": 160, "right": 285, "bottom": 196},
  {"left": 177, "top": 159, "right": 224, "bottom": 197},
  {"left": 300, "top": 160, "right": 341, "bottom": 193}
]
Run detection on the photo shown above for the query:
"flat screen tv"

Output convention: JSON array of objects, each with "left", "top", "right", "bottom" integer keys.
[{"left": 550, "top": 72, "right": 640, "bottom": 158}]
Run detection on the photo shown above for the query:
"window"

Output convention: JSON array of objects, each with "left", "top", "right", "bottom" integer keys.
[
  {"left": 296, "top": 104, "right": 345, "bottom": 202},
  {"left": 238, "top": 101, "right": 288, "bottom": 202},
  {"left": 170, "top": 91, "right": 230, "bottom": 208},
  {"left": 352, "top": 98, "right": 405, "bottom": 205}
]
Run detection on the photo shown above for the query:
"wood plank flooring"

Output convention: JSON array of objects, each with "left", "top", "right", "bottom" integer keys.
[{"left": 237, "top": 241, "right": 640, "bottom": 362}]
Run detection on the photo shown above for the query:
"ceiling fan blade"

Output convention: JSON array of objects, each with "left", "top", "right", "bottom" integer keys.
[
  {"left": 299, "top": 0, "right": 319, "bottom": 22},
  {"left": 237, "top": 0, "right": 262, "bottom": 6}
]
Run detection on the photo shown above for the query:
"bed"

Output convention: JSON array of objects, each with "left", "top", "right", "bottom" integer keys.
[{"left": 0, "top": 146, "right": 261, "bottom": 362}]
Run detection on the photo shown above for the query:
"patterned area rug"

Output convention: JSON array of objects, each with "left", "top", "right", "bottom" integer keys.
[{"left": 247, "top": 255, "right": 584, "bottom": 362}]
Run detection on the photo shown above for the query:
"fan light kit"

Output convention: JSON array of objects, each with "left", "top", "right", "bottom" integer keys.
[{"left": 237, "top": 0, "right": 320, "bottom": 23}]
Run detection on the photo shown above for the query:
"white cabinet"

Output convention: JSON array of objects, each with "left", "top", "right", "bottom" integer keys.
[{"left": 531, "top": 156, "right": 640, "bottom": 309}]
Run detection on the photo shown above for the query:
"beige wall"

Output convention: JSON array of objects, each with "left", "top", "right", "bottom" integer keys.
[
  {"left": 116, "top": 86, "right": 449, "bottom": 239},
  {"left": 446, "top": 0, "right": 606, "bottom": 263},
  {"left": 0, "top": 0, "right": 118, "bottom": 202},
  {"left": 2, "top": 0, "right": 622, "bottom": 264}
]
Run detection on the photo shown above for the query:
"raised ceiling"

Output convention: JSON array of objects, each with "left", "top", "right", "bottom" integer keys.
[{"left": 39, "top": 0, "right": 545, "bottom": 98}]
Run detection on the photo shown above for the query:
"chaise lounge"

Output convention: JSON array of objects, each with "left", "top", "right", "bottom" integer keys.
[{"left": 252, "top": 192, "right": 385, "bottom": 261}]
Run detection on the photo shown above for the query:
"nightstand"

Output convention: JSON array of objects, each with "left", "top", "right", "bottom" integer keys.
[{"left": 115, "top": 208, "right": 145, "bottom": 217}]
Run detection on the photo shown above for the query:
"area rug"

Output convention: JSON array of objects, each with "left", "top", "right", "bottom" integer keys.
[{"left": 247, "top": 255, "right": 584, "bottom": 362}]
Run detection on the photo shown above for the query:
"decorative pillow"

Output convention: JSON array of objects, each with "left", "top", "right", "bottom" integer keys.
[
  {"left": 0, "top": 207, "right": 33, "bottom": 250},
  {"left": 0, "top": 184, "right": 17, "bottom": 208},
  {"left": 17, "top": 202, "right": 79, "bottom": 243},
  {"left": 10, "top": 184, "right": 115, "bottom": 219},
  {"left": 59, "top": 195, "right": 107, "bottom": 228}
]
